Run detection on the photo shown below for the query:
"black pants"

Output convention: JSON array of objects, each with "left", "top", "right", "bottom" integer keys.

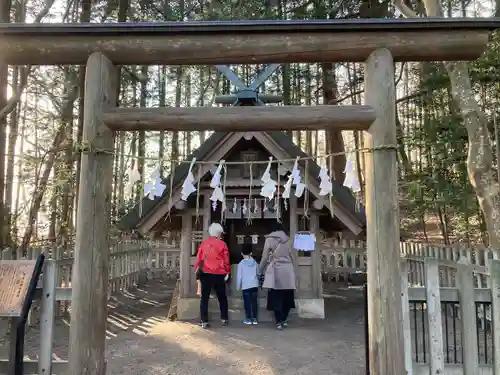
[
  {"left": 200, "top": 273, "right": 228, "bottom": 323},
  {"left": 267, "top": 289, "right": 295, "bottom": 324},
  {"left": 274, "top": 305, "right": 292, "bottom": 324},
  {"left": 242, "top": 287, "right": 259, "bottom": 320}
]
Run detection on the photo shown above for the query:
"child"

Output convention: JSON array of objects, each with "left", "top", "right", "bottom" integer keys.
[{"left": 236, "top": 244, "right": 259, "bottom": 325}]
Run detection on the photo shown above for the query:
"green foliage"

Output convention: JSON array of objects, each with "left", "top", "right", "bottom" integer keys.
[{"left": 398, "top": 35, "right": 500, "bottom": 243}]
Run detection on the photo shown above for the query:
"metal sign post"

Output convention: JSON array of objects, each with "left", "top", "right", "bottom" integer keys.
[{"left": 0, "top": 253, "right": 45, "bottom": 375}]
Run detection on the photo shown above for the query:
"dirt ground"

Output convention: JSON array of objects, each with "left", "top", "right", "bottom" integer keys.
[{"left": 0, "top": 281, "right": 367, "bottom": 375}]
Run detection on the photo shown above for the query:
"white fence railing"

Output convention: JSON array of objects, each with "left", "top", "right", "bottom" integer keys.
[
  {"left": 402, "top": 257, "right": 499, "bottom": 374},
  {"left": 0, "top": 239, "right": 180, "bottom": 375},
  {"left": 1, "top": 239, "right": 497, "bottom": 374}
]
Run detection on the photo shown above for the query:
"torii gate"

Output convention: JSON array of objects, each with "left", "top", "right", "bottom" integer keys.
[{"left": 0, "top": 18, "right": 495, "bottom": 375}]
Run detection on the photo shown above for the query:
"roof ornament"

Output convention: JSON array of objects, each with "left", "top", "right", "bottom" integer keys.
[
  {"left": 291, "top": 157, "right": 306, "bottom": 198},
  {"left": 253, "top": 198, "right": 260, "bottom": 214},
  {"left": 210, "top": 160, "right": 225, "bottom": 211},
  {"left": 232, "top": 197, "right": 238, "bottom": 214},
  {"left": 144, "top": 169, "right": 166, "bottom": 200},
  {"left": 343, "top": 158, "right": 361, "bottom": 193},
  {"left": 282, "top": 174, "right": 293, "bottom": 200},
  {"left": 125, "top": 163, "right": 141, "bottom": 196},
  {"left": 242, "top": 198, "right": 248, "bottom": 216},
  {"left": 181, "top": 157, "right": 197, "bottom": 201},
  {"left": 318, "top": 164, "right": 333, "bottom": 196},
  {"left": 260, "top": 157, "right": 277, "bottom": 200}
]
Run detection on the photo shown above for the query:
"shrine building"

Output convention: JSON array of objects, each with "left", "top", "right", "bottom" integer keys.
[{"left": 117, "top": 131, "right": 366, "bottom": 319}]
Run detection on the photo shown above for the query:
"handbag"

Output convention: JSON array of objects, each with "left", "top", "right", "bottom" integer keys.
[{"left": 262, "top": 243, "right": 280, "bottom": 289}]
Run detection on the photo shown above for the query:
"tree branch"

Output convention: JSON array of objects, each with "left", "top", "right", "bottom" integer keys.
[
  {"left": 394, "top": 0, "right": 419, "bottom": 17},
  {"left": 0, "top": 0, "right": 56, "bottom": 121}
]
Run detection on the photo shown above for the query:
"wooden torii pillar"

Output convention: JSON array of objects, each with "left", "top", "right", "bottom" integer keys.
[
  {"left": 364, "top": 48, "right": 405, "bottom": 374},
  {"left": 68, "top": 53, "right": 118, "bottom": 375}
]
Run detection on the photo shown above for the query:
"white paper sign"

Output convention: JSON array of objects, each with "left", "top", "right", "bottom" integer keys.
[{"left": 293, "top": 233, "right": 315, "bottom": 251}]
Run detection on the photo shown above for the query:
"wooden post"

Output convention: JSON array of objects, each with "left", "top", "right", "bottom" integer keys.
[
  {"left": 364, "top": 48, "right": 405, "bottom": 375},
  {"left": 457, "top": 258, "right": 479, "bottom": 374},
  {"left": 424, "top": 259, "right": 445, "bottom": 374},
  {"left": 38, "top": 260, "right": 56, "bottom": 375},
  {"left": 309, "top": 212, "right": 322, "bottom": 298},
  {"left": 289, "top": 195, "right": 299, "bottom": 289},
  {"left": 180, "top": 212, "right": 192, "bottom": 297},
  {"left": 68, "top": 53, "right": 117, "bottom": 375},
  {"left": 399, "top": 260, "right": 413, "bottom": 375},
  {"left": 146, "top": 244, "right": 153, "bottom": 281},
  {"left": 202, "top": 193, "right": 211, "bottom": 240},
  {"left": 488, "top": 258, "right": 500, "bottom": 374}
]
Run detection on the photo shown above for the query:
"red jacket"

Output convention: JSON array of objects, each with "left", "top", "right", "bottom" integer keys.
[{"left": 194, "top": 236, "right": 231, "bottom": 275}]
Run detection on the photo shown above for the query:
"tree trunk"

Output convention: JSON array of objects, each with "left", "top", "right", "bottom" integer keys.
[
  {"left": 115, "top": 0, "right": 129, "bottom": 211},
  {"left": 21, "top": 126, "right": 66, "bottom": 251},
  {"left": 13, "top": 98, "right": 27, "bottom": 239},
  {"left": 74, "top": 0, "right": 91, "bottom": 225},
  {"left": 185, "top": 72, "right": 192, "bottom": 155},
  {"left": 158, "top": 66, "right": 166, "bottom": 174},
  {"left": 396, "top": 0, "right": 500, "bottom": 248},
  {"left": 0, "top": 0, "right": 12, "bottom": 248},
  {"left": 135, "top": 66, "right": 147, "bottom": 203},
  {"left": 322, "top": 62, "right": 346, "bottom": 181},
  {"left": 4, "top": 66, "right": 19, "bottom": 245},
  {"left": 172, "top": 67, "right": 182, "bottom": 166}
]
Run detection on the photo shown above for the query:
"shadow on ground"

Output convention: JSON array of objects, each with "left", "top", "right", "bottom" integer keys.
[{"left": 0, "top": 281, "right": 367, "bottom": 375}]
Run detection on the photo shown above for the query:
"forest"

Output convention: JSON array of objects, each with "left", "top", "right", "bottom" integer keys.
[{"left": 0, "top": 0, "right": 498, "bottom": 254}]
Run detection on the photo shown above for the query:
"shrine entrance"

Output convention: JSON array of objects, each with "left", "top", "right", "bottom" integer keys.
[
  {"left": 225, "top": 218, "right": 290, "bottom": 264},
  {"left": 212, "top": 198, "right": 290, "bottom": 265}
]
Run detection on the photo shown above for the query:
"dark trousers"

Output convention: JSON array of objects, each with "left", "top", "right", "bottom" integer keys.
[
  {"left": 268, "top": 289, "right": 295, "bottom": 324},
  {"left": 274, "top": 305, "right": 292, "bottom": 324},
  {"left": 242, "top": 287, "right": 258, "bottom": 320},
  {"left": 200, "top": 273, "right": 228, "bottom": 323}
]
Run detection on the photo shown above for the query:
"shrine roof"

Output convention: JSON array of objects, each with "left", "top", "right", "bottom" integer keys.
[{"left": 116, "top": 132, "right": 366, "bottom": 232}]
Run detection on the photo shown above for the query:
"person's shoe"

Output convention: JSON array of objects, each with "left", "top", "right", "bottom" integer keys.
[
  {"left": 282, "top": 321, "right": 288, "bottom": 327},
  {"left": 276, "top": 323, "right": 284, "bottom": 330},
  {"left": 252, "top": 319, "right": 258, "bottom": 325},
  {"left": 201, "top": 322, "right": 210, "bottom": 329},
  {"left": 221, "top": 319, "right": 229, "bottom": 326},
  {"left": 243, "top": 319, "right": 253, "bottom": 325}
]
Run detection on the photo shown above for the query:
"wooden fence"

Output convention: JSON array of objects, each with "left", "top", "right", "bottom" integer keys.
[
  {"left": 402, "top": 257, "right": 499, "bottom": 375},
  {"left": 3, "top": 239, "right": 499, "bottom": 374},
  {"left": 320, "top": 240, "right": 495, "bottom": 286},
  {"left": 0, "top": 240, "right": 181, "bottom": 317},
  {"left": 0, "top": 239, "right": 180, "bottom": 375}
]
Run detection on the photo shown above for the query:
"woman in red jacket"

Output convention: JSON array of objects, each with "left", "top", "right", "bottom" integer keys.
[{"left": 194, "top": 222, "right": 231, "bottom": 328}]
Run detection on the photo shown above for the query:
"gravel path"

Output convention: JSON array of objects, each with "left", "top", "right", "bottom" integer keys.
[{"left": 0, "top": 281, "right": 367, "bottom": 375}]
